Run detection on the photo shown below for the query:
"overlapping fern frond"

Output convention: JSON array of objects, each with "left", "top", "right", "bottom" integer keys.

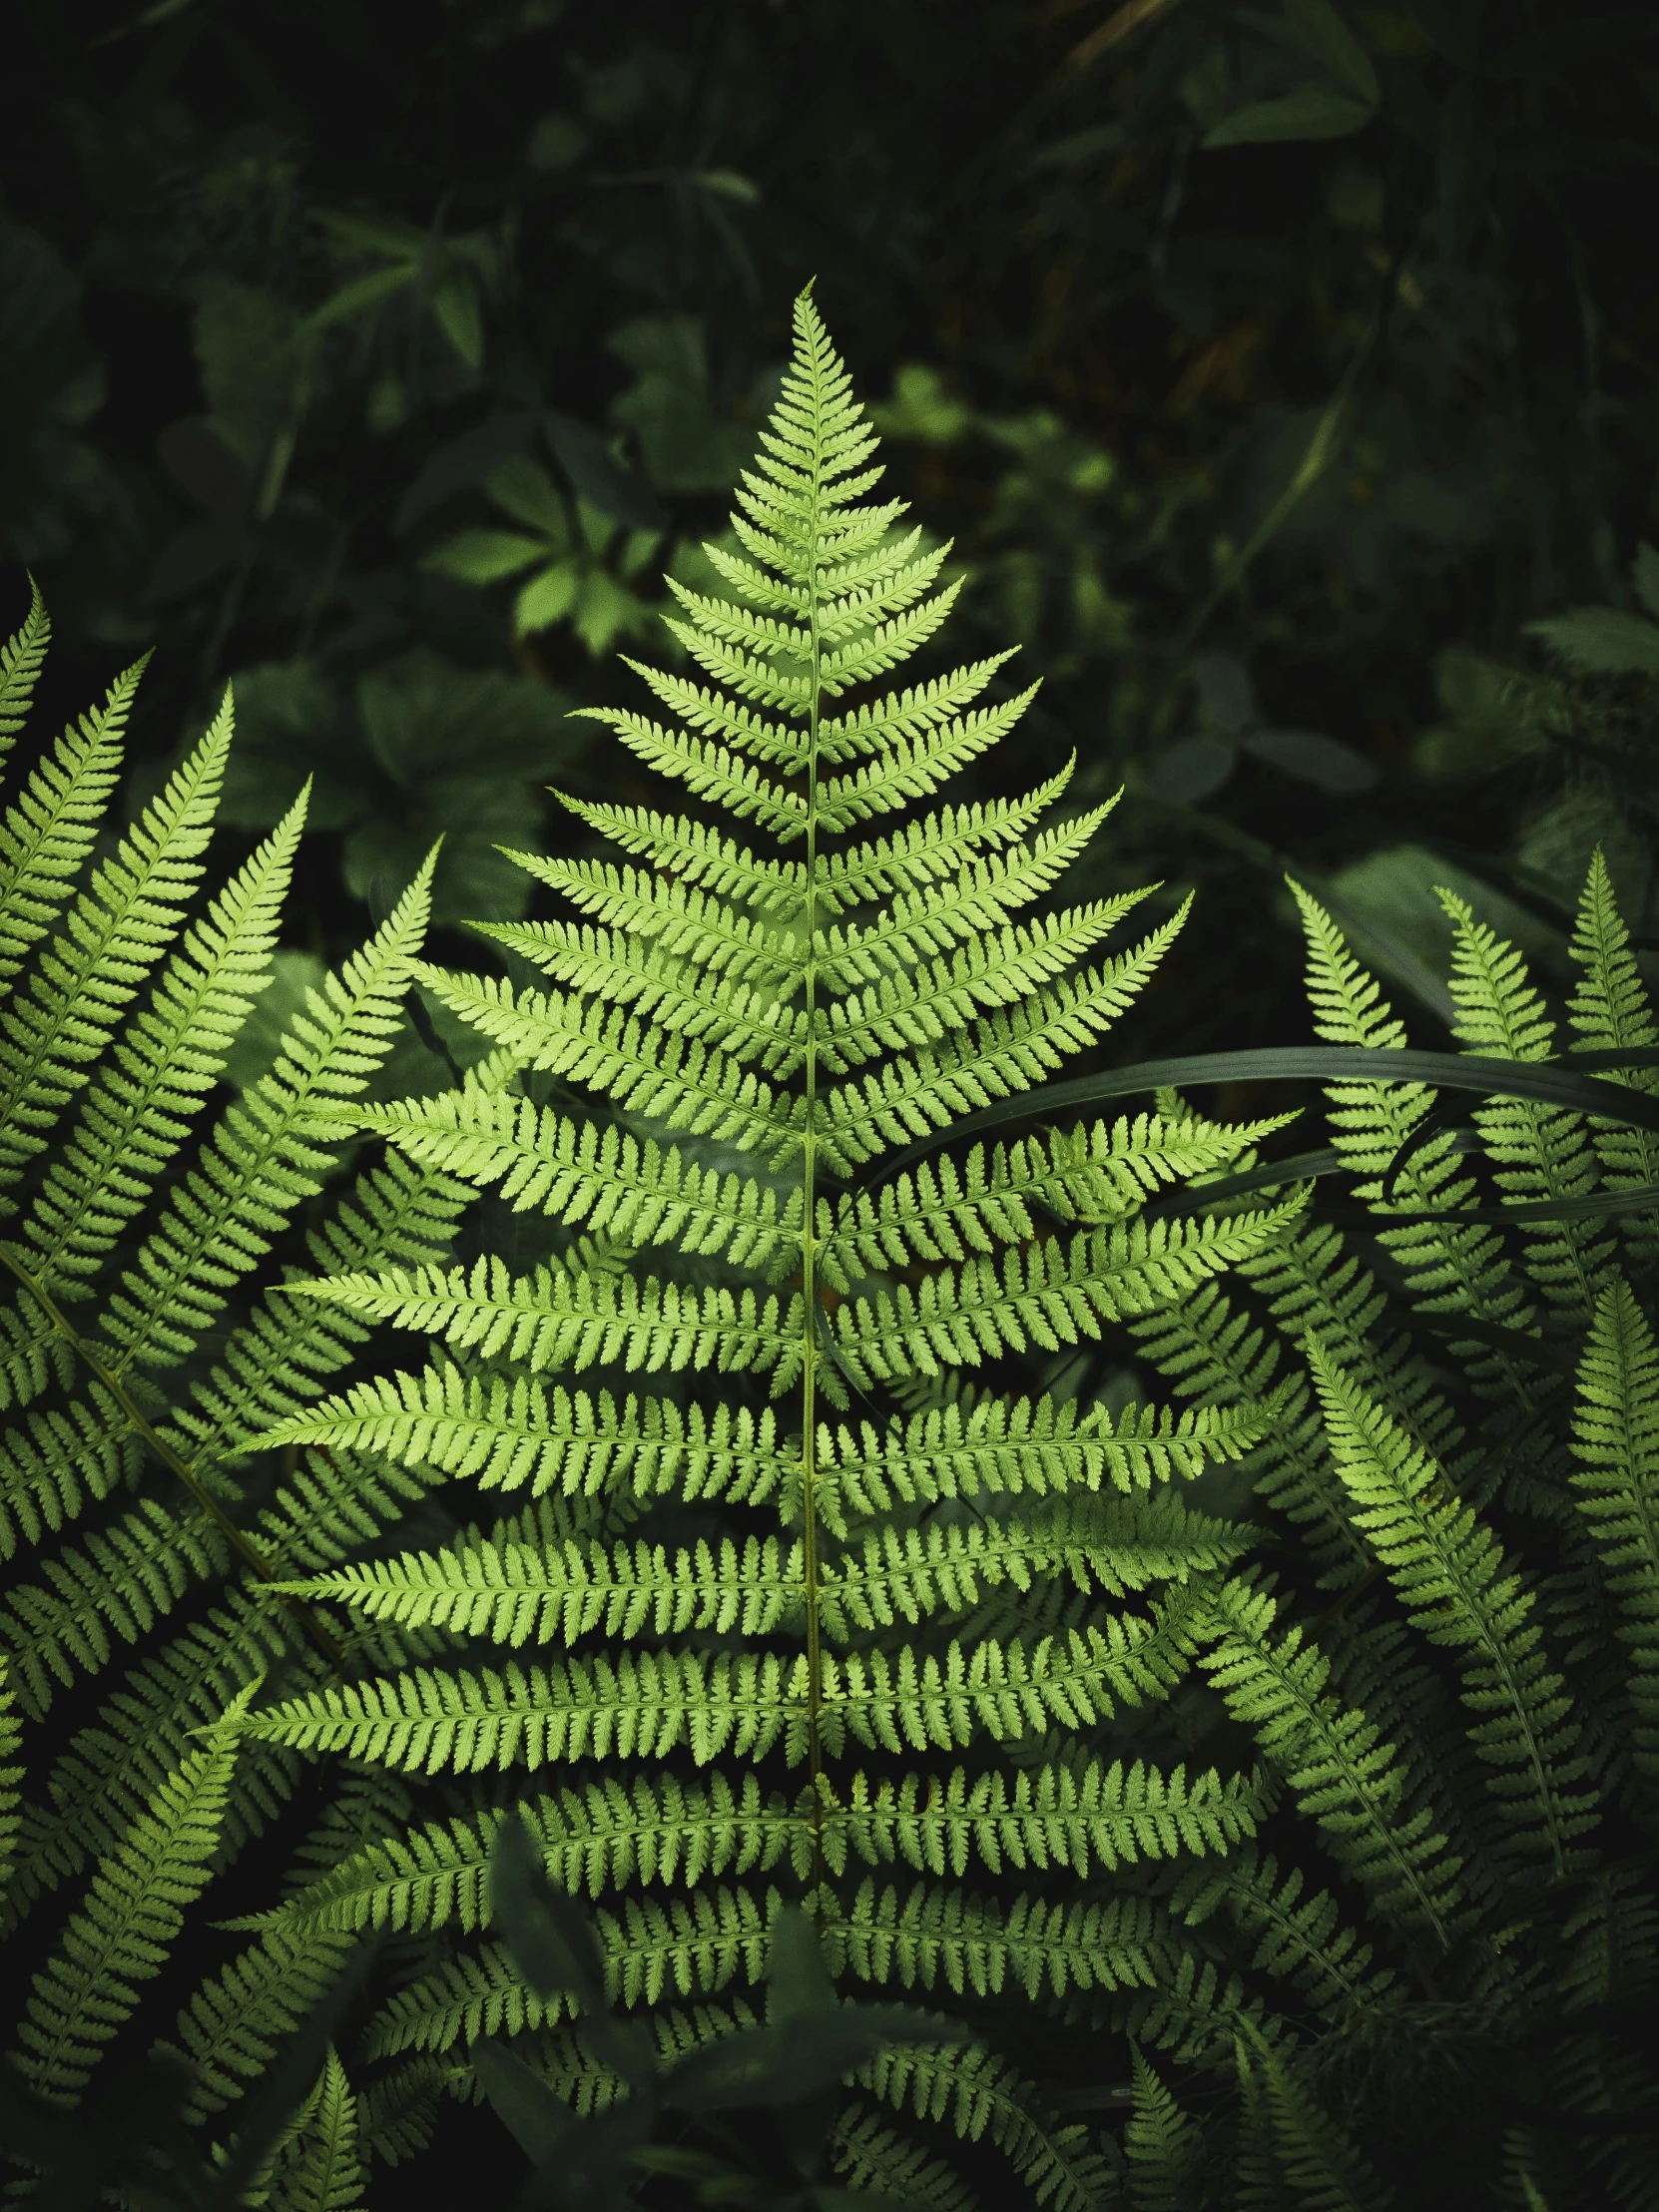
[{"left": 0, "top": 605, "right": 457, "bottom": 2177}]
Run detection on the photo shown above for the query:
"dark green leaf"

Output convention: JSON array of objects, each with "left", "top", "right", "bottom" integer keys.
[
  {"left": 1524, "top": 607, "right": 1659, "bottom": 677},
  {"left": 875, "top": 1047, "right": 1659, "bottom": 1182},
  {"left": 1244, "top": 728, "right": 1378, "bottom": 794},
  {"left": 394, "top": 410, "right": 540, "bottom": 532},
  {"left": 1281, "top": 0, "right": 1382, "bottom": 103},
  {"left": 488, "top": 1815, "right": 609, "bottom": 2015},
  {"left": 1150, "top": 734, "right": 1237, "bottom": 803},
  {"left": 546, "top": 409, "right": 667, "bottom": 532},
  {"left": 1203, "top": 87, "right": 1375, "bottom": 148},
  {"left": 766, "top": 1905, "right": 837, "bottom": 2025}
]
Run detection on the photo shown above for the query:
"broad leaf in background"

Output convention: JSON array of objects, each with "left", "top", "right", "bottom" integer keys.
[
  {"left": 422, "top": 456, "right": 663, "bottom": 655},
  {"left": 1151, "top": 649, "right": 1376, "bottom": 804},
  {"left": 1526, "top": 542, "right": 1659, "bottom": 677},
  {"left": 222, "top": 653, "right": 578, "bottom": 924}
]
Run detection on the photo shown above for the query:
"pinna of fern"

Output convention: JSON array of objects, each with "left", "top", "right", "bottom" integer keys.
[{"left": 239, "top": 288, "right": 1308, "bottom": 2206}]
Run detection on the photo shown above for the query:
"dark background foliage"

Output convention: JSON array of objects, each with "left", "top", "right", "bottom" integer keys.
[
  {"left": 8, "top": 0, "right": 1659, "bottom": 1076},
  {"left": 6, "top": 3, "right": 1659, "bottom": 2199}
]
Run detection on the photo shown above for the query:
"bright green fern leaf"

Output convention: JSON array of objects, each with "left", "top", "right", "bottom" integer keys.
[
  {"left": 270, "top": 2048, "right": 367, "bottom": 2212},
  {"left": 244, "top": 289, "right": 1298, "bottom": 2206},
  {"left": 10, "top": 1690, "right": 248, "bottom": 2106},
  {"left": 1569, "top": 1274, "right": 1659, "bottom": 1801}
]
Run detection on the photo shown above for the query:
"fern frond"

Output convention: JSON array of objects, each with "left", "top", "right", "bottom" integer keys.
[
  {"left": 1440, "top": 890, "right": 1608, "bottom": 1324},
  {"left": 1122, "top": 2042, "right": 1207, "bottom": 2212},
  {"left": 273, "top": 2049, "right": 366, "bottom": 2212},
  {"left": 178, "top": 1088, "right": 493, "bottom": 1474},
  {"left": 818, "top": 653, "right": 1017, "bottom": 755},
  {"left": 814, "top": 1599, "right": 1208, "bottom": 1757},
  {"left": 266, "top": 1779, "right": 803, "bottom": 1935},
  {"left": 830, "top": 1191, "right": 1309, "bottom": 1385},
  {"left": 0, "top": 581, "right": 50, "bottom": 767},
  {"left": 1174, "top": 1848, "right": 1394, "bottom": 2017},
  {"left": 820, "top": 800, "right": 1116, "bottom": 982},
  {"left": 813, "top": 682, "right": 1039, "bottom": 830},
  {"left": 359, "top": 1939, "right": 565, "bottom": 2056},
  {"left": 831, "top": 2101, "right": 979, "bottom": 2212},
  {"left": 570, "top": 707, "right": 811, "bottom": 835},
  {"left": 858, "top": 2037, "right": 1113, "bottom": 2212},
  {"left": 355, "top": 1086, "right": 800, "bottom": 1271},
  {"left": 2, "top": 1593, "right": 300, "bottom": 1925},
  {"left": 823, "top": 1392, "right": 1272, "bottom": 1512},
  {"left": 1200, "top": 1571, "right": 1465, "bottom": 1941},
  {"left": 242, "top": 1598, "right": 1203, "bottom": 1775},
  {"left": 825, "top": 1876, "right": 1160, "bottom": 2001},
  {"left": 281, "top": 1257, "right": 803, "bottom": 1388},
  {"left": 1236, "top": 2026, "right": 1397, "bottom": 2211},
  {"left": 19, "top": 793, "right": 304, "bottom": 1284},
  {"left": 276, "top": 1524, "right": 802, "bottom": 1646},
  {"left": 178, "top": 288, "right": 1409, "bottom": 2200},
  {"left": 10, "top": 1701, "right": 245, "bottom": 2104},
  {"left": 479, "top": 915, "right": 805, "bottom": 1072},
  {"left": 839, "top": 1756, "right": 1272, "bottom": 1880},
  {"left": 1569, "top": 850, "right": 1659, "bottom": 1266},
  {"left": 96, "top": 852, "right": 435, "bottom": 1375},
  {"left": 0, "top": 653, "right": 132, "bottom": 1003},
  {"left": 819, "top": 892, "right": 1156, "bottom": 1071},
  {"left": 500, "top": 851, "right": 793, "bottom": 987},
  {"left": 274, "top": 1498, "right": 1252, "bottom": 1652},
  {"left": 0, "top": 1496, "right": 224, "bottom": 1713},
  {"left": 1109, "top": 1931, "right": 1281, "bottom": 2071},
  {"left": 0, "top": 795, "right": 307, "bottom": 1406},
  {"left": 412, "top": 962, "right": 792, "bottom": 1161},
  {"left": 0, "top": 1657, "right": 20, "bottom": 1903},
  {"left": 161, "top": 1923, "right": 359, "bottom": 2120},
  {"left": 553, "top": 795, "right": 805, "bottom": 914},
  {"left": 1308, "top": 1340, "right": 1599, "bottom": 1877},
  {"left": 818, "top": 764, "right": 1077, "bottom": 908},
  {"left": 0, "top": 1393, "right": 133, "bottom": 1559},
  {"left": 356, "top": 2056, "right": 447, "bottom": 2167},
  {"left": 1569, "top": 1275, "right": 1659, "bottom": 1799},
  {"left": 657, "top": 618, "right": 815, "bottom": 716},
  {"left": 616, "top": 655, "right": 809, "bottom": 764},
  {"left": 822, "top": 907, "right": 1192, "bottom": 1169},
  {"left": 1287, "top": 883, "right": 1547, "bottom": 1413},
  {"left": 825, "top": 1110, "right": 1293, "bottom": 1281},
  {"left": 241, "top": 1649, "right": 801, "bottom": 1773}
]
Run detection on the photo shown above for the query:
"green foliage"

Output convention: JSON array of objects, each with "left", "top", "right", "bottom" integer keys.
[
  {"left": 230, "top": 294, "right": 1293, "bottom": 2204},
  {"left": 472, "top": 1814, "right": 965, "bottom": 2210},
  {"left": 11, "top": 0, "right": 1659, "bottom": 1070},
  {"left": 4, "top": 233, "right": 1659, "bottom": 2210},
  {"left": 193, "top": 290, "right": 1659, "bottom": 2207}
]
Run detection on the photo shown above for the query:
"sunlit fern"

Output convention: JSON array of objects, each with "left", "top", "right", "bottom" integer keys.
[{"left": 241, "top": 290, "right": 1303, "bottom": 2207}]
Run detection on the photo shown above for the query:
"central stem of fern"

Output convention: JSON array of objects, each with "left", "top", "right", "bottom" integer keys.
[{"left": 800, "top": 505, "right": 829, "bottom": 1909}]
